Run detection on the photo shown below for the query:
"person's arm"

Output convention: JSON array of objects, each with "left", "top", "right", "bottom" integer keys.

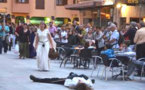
[
  {"left": 134, "top": 31, "right": 139, "bottom": 44},
  {"left": 96, "top": 32, "right": 103, "bottom": 40},
  {"left": 124, "top": 29, "right": 130, "bottom": 37},
  {"left": 35, "top": 34, "right": 39, "bottom": 50}
]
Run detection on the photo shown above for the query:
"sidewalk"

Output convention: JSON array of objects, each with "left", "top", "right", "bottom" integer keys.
[{"left": 0, "top": 51, "right": 145, "bottom": 90}]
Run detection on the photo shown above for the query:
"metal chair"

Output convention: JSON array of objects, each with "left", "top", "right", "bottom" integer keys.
[
  {"left": 101, "top": 54, "right": 125, "bottom": 80},
  {"left": 90, "top": 55, "right": 103, "bottom": 77},
  {"left": 138, "top": 58, "right": 145, "bottom": 80}
]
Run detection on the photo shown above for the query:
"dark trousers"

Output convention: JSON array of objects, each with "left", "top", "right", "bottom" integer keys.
[
  {"left": 136, "top": 43, "right": 145, "bottom": 59},
  {"left": 0, "top": 38, "right": 3, "bottom": 54},
  {"left": 3, "top": 40, "right": 8, "bottom": 53},
  {"left": 33, "top": 78, "right": 66, "bottom": 85},
  {"left": 19, "top": 42, "right": 29, "bottom": 58}
]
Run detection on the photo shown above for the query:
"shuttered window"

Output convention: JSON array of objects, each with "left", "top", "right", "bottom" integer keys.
[{"left": 36, "top": 0, "right": 45, "bottom": 9}]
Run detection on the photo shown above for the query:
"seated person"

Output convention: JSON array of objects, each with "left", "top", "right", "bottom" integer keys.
[
  {"left": 125, "top": 59, "right": 145, "bottom": 80},
  {"left": 79, "top": 42, "right": 92, "bottom": 68},
  {"left": 120, "top": 43, "right": 132, "bottom": 52},
  {"left": 30, "top": 72, "right": 94, "bottom": 90},
  {"left": 101, "top": 44, "right": 115, "bottom": 58}
]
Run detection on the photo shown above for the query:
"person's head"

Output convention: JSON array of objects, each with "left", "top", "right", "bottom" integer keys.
[
  {"left": 106, "top": 44, "right": 112, "bottom": 49},
  {"left": 49, "top": 21, "right": 53, "bottom": 27},
  {"left": 108, "top": 23, "right": 116, "bottom": 32},
  {"left": 130, "top": 21, "right": 137, "bottom": 29},
  {"left": 139, "top": 21, "right": 145, "bottom": 28},
  {"left": 74, "top": 83, "right": 92, "bottom": 90},
  {"left": 61, "top": 25, "right": 66, "bottom": 30},
  {"left": 84, "top": 42, "right": 90, "bottom": 49},
  {"left": 23, "top": 23, "right": 28, "bottom": 30},
  {"left": 88, "top": 29, "right": 92, "bottom": 34},
  {"left": 96, "top": 26, "right": 101, "bottom": 32},
  {"left": 39, "top": 21, "right": 47, "bottom": 30},
  {"left": 79, "top": 25, "right": 84, "bottom": 30}
]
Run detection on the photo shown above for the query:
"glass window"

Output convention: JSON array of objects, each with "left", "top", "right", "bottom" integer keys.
[
  {"left": 56, "top": 0, "right": 67, "bottom": 6},
  {"left": 0, "top": 0, "right": 7, "bottom": 3},
  {"left": 16, "top": 0, "right": 29, "bottom": 3},
  {"left": 36, "top": 0, "right": 45, "bottom": 9}
]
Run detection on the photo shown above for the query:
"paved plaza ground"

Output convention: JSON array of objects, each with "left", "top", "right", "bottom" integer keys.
[{"left": 0, "top": 50, "right": 145, "bottom": 90}]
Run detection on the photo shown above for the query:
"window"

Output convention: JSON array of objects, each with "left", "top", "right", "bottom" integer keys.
[
  {"left": 36, "top": 0, "right": 45, "bottom": 9},
  {"left": 0, "top": 0, "right": 7, "bottom": 3},
  {"left": 56, "top": 0, "right": 67, "bottom": 6},
  {"left": 16, "top": 0, "right": 29, "bottom": 3}
]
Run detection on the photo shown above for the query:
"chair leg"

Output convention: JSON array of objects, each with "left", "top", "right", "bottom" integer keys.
[
  {"left": 64, "top": 58, "right": 69, "bottom": 67},
  {"left": 122, "top": 66, "right": 125, "bottom": 81},
  {"left": 60, "top": 58, "right": 65, "bottom": 68},
  {"left": 140, "top": 66, "right": 144, "bottom": 80},
  {"left": 97, "top": 65, "right": 101, "bottom": 77},
  {"left": 102, "top": 67, "right": 105, "bottom": 79},
  {"left": 112, "top": 68, "right": 114, "bottom": 77},
  {"left": 105, "top": 67, "right": 107, "bottom": 81}
]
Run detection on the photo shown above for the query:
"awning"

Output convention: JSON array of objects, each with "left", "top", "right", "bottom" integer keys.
[{"left": 65, "top": 1, "right": 114, "bottom": 10}]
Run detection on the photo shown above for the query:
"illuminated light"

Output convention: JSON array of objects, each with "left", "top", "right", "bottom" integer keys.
[
  {"left": 143, "top": 18, "right": 145, "bottom": 22},
  {"left": 24, "top": 18, "right": 27, "bottom": 23},
  {"left": 46, "top": 18, "right": 51, "bottom": 22},
  {"left": 45, "top": 17, "right": 51, "bottom": 23},
  {"left": 121, "top": 4, "right": 127, "bottom": 17},
  {"left": 104, "top": 0, "right": 114, "bottom": 5},
  {"left": 105, "top": 14, "right": 110, "bottom": 19},
  {"left": 30, "top": 20, "right": 44, "bottom": 24},
  {"left": 0, "top": 8, "right": 7, "bottom": 13},
  {"left": 117, "top": 3, "right": 122, "bottom": 8}
]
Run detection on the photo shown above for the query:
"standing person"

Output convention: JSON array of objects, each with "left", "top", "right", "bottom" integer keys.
[
  {"left": 124, "top": 22, "right": 137, "bottom": 45},
  {"left": 94, "top": 27, "right": 105, "bottom": 54},
  {"left": 19, "top": 24, "right": 30, "bottom": 59},
  {"left": 0, "top": 23, "right": 3, "bottom": 54},
  {"left": 2, "top": 23, "right": 10, "bottom": 53},
  {"left": 48, "top": 21, "right": 57, "bottom": 37},
  {"left": 84, "top": 29, "right": 94, "bottom": 46},
  {"left": 107, "top": 23, "right": 119, "bottom": 49},
  {"left": 134, "top": 21, "right": 145, "bottom": 59},
  {"left": 29, "top": 25, "right": 36, "bottom": 58},
  {"left": 34, "top": 22, "right": 55, "bottom": 71},
  {"left": 76, "top": 25, "right": 86, "bottom": 45}
]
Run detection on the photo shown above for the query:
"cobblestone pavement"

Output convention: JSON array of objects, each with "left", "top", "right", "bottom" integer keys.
[{"left": 0, "top": 51, "right": 145, "bottom": 90}]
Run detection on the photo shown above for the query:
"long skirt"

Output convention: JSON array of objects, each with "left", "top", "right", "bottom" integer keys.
[{"left": 37, "top": 42, "right": 50, "bottom": 71}]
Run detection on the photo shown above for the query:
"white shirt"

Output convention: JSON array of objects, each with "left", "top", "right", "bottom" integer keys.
[
  {"left": 110, "top": 30, "right": 119, "bottom": 48},
  {"left": 64, "top": 77, "right": 93, "bottom": 88},
  {"left": 61, "top": 31, "right": 68, "bottom": 43}
]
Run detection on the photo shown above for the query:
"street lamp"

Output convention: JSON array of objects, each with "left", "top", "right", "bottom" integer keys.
[{"left": 116, "top": 3, "right": 122, "bottom": 8}]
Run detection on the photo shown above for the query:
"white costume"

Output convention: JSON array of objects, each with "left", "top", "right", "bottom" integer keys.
[{"left": 36, "top": 29, "right": 54, "bottom": 71}]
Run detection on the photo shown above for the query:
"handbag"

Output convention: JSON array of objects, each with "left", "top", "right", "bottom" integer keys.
[{"left": 49, "top": 48, "right": 59, "bottom": 60}]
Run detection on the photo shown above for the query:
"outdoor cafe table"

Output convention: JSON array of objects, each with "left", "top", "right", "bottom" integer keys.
[{"left": 70, "top": 46, "right": 96, "bottom": 68}]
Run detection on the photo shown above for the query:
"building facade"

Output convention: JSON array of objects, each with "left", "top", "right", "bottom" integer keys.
[
  {"left": 66, "top": 0, "right": 145, "bottom": 27},
  {"left": 0, "top": 0, "right": 79, "bottom": 24}
]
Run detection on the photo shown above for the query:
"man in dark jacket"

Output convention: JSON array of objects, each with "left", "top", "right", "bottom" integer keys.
[{"left": 124, "top": 22, "right": 137, "bottom": 45}]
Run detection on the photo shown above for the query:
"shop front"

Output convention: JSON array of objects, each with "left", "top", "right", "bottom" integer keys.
[{"left": 65, "top": 0, "right": 115, "bottom": 27}]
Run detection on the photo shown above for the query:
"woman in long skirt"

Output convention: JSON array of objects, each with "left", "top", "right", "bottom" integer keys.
[{"left": 34, "top": 22, "right": 54, "bottom": 71}]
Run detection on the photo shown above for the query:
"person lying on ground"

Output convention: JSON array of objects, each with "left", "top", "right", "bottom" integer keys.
[{"left": 30, "top": 72, "right": 95, "bottom": 90}]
